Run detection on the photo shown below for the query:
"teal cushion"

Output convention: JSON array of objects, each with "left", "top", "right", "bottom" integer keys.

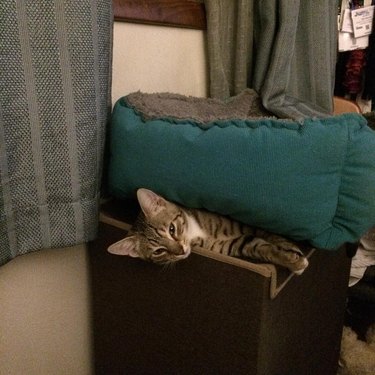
[{"left": 108, "top": 97, "right": 375, "bottom": 249}]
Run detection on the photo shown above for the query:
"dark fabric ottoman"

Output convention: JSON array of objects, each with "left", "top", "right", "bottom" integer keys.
[{"left": 88, "top": 203, "right": 352, "bottom": 375}]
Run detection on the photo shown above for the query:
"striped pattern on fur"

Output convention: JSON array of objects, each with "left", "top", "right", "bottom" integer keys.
[{"left": 108, "top": 189, "right": 309, "bottom": 274}]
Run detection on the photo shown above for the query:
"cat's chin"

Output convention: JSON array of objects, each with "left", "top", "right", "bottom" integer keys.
[
  {"left": 175, "top": 250, "right": 191, "bottom": 261},
  {"left": 152, "top": 251, "right": 191, "bottom": 266},
  {"left": 168, "top": 250, "right": 191, "bottom": 264}
]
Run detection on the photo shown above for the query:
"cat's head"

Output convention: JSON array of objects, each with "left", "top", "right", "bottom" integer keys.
[{"left": 107, "top": 188, "right": 191, "bottom": 265}]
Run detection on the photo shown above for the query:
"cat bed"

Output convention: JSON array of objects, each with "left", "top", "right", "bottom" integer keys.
[{"left": 108, "top": 90, "right": 375, "bottom": 250}]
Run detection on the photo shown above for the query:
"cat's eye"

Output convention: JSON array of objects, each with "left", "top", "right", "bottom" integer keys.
[
  {"left": 169, "top": 223, "right": 176, "bottom": 237},
  {"left": 153, "top": 248, "right": 165, "bottom": 256}
]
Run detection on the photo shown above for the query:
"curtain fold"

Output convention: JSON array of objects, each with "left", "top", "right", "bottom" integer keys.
[
  {"left": 205, "top": 0, "right": 337, "bottom": 120},
  {"left": 0, "top": 0, "right": 112, "bottom": 266}
]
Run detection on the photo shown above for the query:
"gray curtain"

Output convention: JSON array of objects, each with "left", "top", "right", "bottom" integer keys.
[
  {"left": 0, "top": 0, "right": 112, "bottom": 266},
  {"left": 205, "top": 0, "right": 337, "bottom": 119}
]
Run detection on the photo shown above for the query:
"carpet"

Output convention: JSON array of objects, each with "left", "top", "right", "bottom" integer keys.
[{"left": 338, "top": 324, "right": 375, "bottom": 375}]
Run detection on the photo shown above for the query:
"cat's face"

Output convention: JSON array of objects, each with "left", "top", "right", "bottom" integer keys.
[{"left": 107, "top": 189, "right": 191, "bottom": 265}]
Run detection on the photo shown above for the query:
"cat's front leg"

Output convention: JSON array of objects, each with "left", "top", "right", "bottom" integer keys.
[
  {"left": 254, "top": 230, "right": 303, "bottom": 254},
  {"left": 240, "top": 238, "right": 309, "bottom": 275}
]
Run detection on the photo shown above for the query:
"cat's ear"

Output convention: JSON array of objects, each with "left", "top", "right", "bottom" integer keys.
[
  {"left": 107, "top": 236, "right": 140, "bottom": 258},
  {"left": 137, "top": 188, "right": 167, "bottom": 218}
]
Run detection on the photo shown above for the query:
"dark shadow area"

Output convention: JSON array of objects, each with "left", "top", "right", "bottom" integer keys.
[{"left": 345, "top": 265, "right": 375, "bottom": 340}]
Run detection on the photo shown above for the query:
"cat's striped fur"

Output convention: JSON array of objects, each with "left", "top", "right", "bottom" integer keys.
[{"left": 108, "top": 188, "right": 309, "bottom": 274}]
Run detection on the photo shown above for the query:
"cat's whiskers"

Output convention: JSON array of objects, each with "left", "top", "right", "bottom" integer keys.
[{"left": 161, "top": 259, "right": 177, "bottom": 271}]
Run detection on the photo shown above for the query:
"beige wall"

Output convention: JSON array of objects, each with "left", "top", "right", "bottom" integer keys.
[
  {"left": 0, "top": 22, "right": 207, "bottom": 375},
  {"left": 112, "top": 22, "right": 208, "bottom": 103}
]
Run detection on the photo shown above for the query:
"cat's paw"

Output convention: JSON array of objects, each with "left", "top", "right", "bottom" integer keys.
[
  {"left": 279, "top": 242, "right": 304, "bottom": 256},
  {"left": 292, "top": 257, "right": 309, "bottom": 275},
  {"left": 276, "top": 245, "right": 309, "bottom": 275},
  {"left": 285, "top": 252, "right": 309, "bottom": 275}
]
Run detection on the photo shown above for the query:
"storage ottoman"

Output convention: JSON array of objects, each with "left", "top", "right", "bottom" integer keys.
[{"left": 88, "top": 202, "right": 352, "bottom": 375}]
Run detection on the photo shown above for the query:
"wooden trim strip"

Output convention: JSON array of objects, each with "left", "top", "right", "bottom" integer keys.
[{"left": 113, "top": 0, "right": 207, "bottom": 30}]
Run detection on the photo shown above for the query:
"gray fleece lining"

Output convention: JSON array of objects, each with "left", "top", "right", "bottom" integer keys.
[{"left": 125, "top": 89, "right": 275, "bottom": 123}]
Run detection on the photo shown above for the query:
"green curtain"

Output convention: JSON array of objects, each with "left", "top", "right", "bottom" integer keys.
[
  {"left": 0, "top": 0, "right": 112, "bottom": 266},
  {"left": 205, "top": 0, "right": 337, "bottom": 120}
]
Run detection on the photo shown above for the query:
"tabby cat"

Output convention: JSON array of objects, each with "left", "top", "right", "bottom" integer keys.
[{"left": 108, "top": 188, "right": 309, "bottom": 274}]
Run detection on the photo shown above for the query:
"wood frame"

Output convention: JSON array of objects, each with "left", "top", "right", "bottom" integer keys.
[{"left": 112, "top": 0, "right": 207, "bottom": 30}]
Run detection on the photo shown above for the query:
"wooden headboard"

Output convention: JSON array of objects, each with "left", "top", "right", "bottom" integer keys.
[{"left": 112, "top": 0, "right": 207, "bottom": 29}]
